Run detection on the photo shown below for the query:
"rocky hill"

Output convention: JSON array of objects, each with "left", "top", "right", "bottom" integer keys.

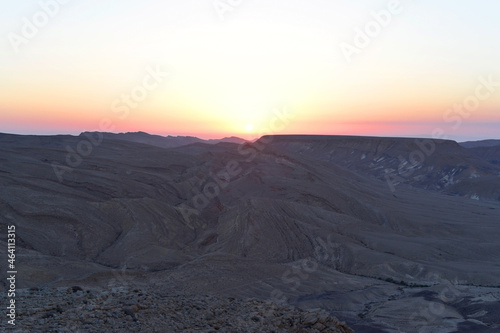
[
  {"left": 460, "top": 139, "right": 500, "bottom": 149},
  {"left": 463, "top": 145, "right": 500, "bottom": 166},
  {"left": 260, "top": 135, "right": 500, "bottom": 200}
]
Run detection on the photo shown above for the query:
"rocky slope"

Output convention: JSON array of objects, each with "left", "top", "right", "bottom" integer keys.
[
  {"left": 2, "top": 287, "right": 353, "bottom": 332},
  {"left": 260, "top": 135, "right": 500, "bottom": 200},
  {"left": 463, "top": 145, "right": 500, "bottom": 167}
]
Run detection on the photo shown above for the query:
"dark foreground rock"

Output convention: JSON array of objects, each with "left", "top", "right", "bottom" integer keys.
[{"left": 4, "top": 287, "right": 354, "bottom": 332}]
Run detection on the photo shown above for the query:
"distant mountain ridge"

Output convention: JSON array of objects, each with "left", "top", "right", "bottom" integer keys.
[
  {"left": 460, "top": 139, "right": 500, "bottom": 168},
  {"left": 460, "top": 139, "right": 500, "bottom": 148},
  {"left": 79, "top": 131, "right": 246, "bottom": 149}
]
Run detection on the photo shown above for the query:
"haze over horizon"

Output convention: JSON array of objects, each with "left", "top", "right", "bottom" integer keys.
[{"left": 1, "top": 0, "right": 499, "bottom": 141}]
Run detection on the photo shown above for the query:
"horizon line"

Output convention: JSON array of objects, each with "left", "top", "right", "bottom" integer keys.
[{"left": 1, "top": 130, "right": 499, "bottom": 143}]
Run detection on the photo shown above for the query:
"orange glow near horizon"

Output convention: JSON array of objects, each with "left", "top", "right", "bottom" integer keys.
[{"left": 1, "top": 1, "right": 499, "bottom": 141}]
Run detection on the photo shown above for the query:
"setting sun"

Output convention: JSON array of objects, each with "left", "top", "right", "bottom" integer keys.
[{"left": 1, "top": 1, "right": 499, "bottom": 141}]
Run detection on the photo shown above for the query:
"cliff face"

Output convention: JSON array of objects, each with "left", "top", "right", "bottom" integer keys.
[{"left": 261, "top": 135, "right": 500, "bottom": 199}]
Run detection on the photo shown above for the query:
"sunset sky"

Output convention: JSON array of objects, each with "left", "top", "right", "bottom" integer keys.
[{"left": 1, "top": 0, "right": 499, "bottom": 141}]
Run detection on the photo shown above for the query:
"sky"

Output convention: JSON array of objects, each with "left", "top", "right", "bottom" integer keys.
[{"left": 1, "top": 0, "right": 499, "bottom": 141}]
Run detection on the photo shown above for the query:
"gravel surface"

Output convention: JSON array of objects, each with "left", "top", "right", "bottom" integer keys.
[{"left": 4, "top": 287, "right": 354, "bottom": 332}]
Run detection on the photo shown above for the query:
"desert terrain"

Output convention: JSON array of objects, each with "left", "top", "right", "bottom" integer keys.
[{"left": 1, "top": 132, "right": 499, "bottom": 332}]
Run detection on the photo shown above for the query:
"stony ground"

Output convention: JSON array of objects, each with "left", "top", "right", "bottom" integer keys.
[{"left": 4, "top": 287, "right": 354, "bottom": 332}]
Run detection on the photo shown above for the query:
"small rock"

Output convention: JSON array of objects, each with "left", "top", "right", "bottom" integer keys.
[
  {"left": 70, "top": 286, "right": 83, "bottom": 293},
  {"left": 303, "top": 314, "right": 318, "bottom": 326},
  {"left": 123, "top": 307, "right": 138, "bottom": 321}
]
